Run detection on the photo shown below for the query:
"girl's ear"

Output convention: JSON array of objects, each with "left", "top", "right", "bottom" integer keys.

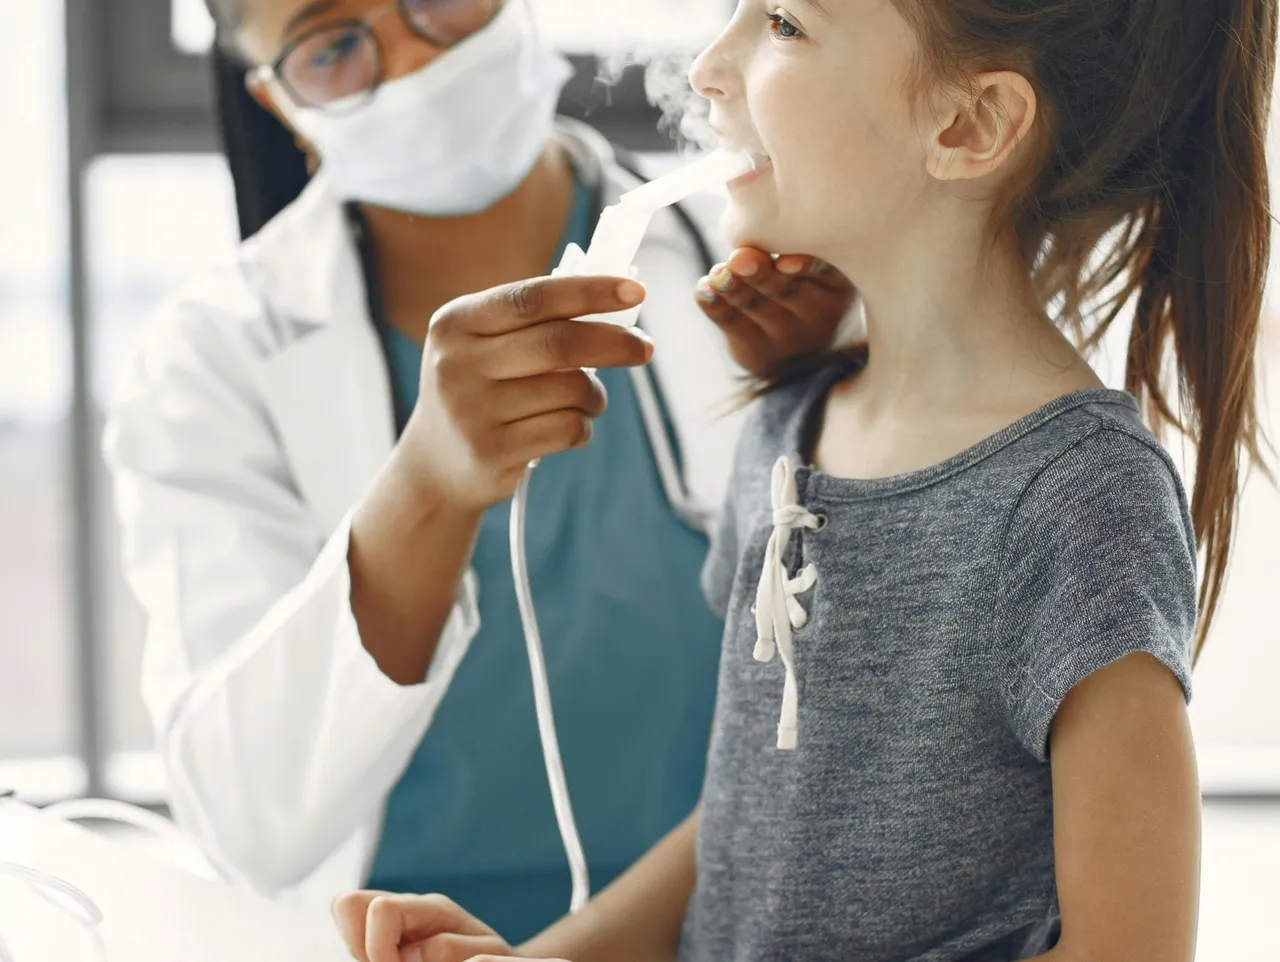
[{"left": 924, "top": 71, "right": 1036, "bottom": 183}]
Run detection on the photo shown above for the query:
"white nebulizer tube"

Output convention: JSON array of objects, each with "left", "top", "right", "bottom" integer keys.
[{"left": 511, "top": 148, "right": 759, "bottom": 915}]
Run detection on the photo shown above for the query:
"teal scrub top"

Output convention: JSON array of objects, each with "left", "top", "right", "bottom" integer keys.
[{"left": 360, "top": 179, "right": 725, "bottom": 943}]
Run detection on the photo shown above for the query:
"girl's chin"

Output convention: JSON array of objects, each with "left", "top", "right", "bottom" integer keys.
[{"left": 719, "top": 208, "right": 779, "bottom": 255}]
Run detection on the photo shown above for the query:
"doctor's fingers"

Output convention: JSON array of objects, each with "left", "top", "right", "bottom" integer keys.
[
  {"left": 701, "top": 267, "right": 847, "bottom": 337},
  {"left": 486, "top": 409, "right": 595, "bottom": 475},
  {"left": 432, "top": 275, "right": 647, "bottom": 339},
  {"left": 486, "top": 369, "right": 608, "bottom": 426},
  {"left": 472, "top": 319, "right": 653, "bottom": 381}
]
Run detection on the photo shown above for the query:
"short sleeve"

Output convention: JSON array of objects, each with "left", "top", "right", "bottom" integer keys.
[{"left": 992, "top": 427, "right": 1197, "bottom": 760}]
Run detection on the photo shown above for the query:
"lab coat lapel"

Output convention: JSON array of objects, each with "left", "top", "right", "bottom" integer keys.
[{"left": 255, "top": 178, "right": 397, "bottom": 535}]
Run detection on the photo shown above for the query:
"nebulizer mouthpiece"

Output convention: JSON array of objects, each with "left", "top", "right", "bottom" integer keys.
[
  {"left": 553, "top": 148, "right": 760, "bottom": 324},
  {"left": 514, "top": 148, "right": 757, "bottom": 916}
]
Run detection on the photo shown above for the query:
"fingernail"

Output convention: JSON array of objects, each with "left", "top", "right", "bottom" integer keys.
[
  {"left": 776, "top": 257, "right": 804, "bottom": 275},
  {"left": 696, "top": 283, "right": 718, "bottom": 304},
  {"left": 729, "top": 253, "right": 759, "bottom": 277},
  {"left": 399, "top": 946, "right": 423, "bottom": 962},
  {"left": 617, "top": 279, "right": 646, "bottom": 305},
  {"left": 709, "top": 266, "right": 735, "bottom": 293}
]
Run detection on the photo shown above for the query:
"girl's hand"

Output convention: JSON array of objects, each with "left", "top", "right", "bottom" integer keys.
[
  {"left": 331, "top": 891, "right": 518, "bottom": 962},
  {"left": 696, "top": 248, "right": 855, "bottom": 377}
]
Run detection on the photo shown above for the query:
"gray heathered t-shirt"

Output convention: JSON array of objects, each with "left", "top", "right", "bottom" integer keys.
[{"left": 680, "top": 367, "right": 1197, "bottom": 962}]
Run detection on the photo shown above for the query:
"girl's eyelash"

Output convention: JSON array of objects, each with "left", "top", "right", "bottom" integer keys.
[{"left": 766, "top": 11, "right": 804, "bottom": 41}]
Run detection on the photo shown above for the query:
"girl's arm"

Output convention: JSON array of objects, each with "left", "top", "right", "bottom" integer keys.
[
  {"left": 519, "top": 808, "right": 699, "bottom": 962},
  {"left": 1034, "top": 652, "right": 1200, "bottom": 962},
  {"left": 332, "top": 809, "right": 698, "bottom": 962}
]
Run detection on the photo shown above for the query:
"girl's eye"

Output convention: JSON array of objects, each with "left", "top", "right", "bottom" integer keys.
[{"left": 766, "top": 11, "right": 803, "bottom": 41}]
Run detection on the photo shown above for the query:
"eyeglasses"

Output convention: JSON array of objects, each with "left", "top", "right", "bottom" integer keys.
[{"left": 255, "top": 0, "right": 503, "bottom": 114}]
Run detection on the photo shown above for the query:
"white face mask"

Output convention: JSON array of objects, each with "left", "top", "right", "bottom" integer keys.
[{"left": 283, "top": 1, "right": 572, "bottom": 216}]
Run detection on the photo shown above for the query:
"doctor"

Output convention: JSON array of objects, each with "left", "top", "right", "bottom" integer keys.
[{"left": 104, "top": 0, "right": 853, "bottom": 942}]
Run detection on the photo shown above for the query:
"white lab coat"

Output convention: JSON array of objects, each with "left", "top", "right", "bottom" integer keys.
[{"left": 102, "top": 121, "right": 745, "bottom": 917}]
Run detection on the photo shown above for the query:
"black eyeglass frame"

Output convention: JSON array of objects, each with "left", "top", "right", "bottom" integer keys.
[{"left": 255, "top": 0, "right": 505, "bottom": 114}]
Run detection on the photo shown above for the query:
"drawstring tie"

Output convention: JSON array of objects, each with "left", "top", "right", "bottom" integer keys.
[{"left": 754, "top": 456, "right": 821, "bottom": 750}]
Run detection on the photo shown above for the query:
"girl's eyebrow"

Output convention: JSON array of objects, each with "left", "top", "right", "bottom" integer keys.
[{"left": 797, "top": 0, "right": 834, "bottom": 23}]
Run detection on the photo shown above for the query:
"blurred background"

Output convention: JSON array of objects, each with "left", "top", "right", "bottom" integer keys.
[{"left": 0, "top": 0, "right": 1277, "bottom": 955}]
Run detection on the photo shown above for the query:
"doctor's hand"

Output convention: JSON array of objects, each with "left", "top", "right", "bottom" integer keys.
[
  {"left": 403, "top": 276, "right": 653, "bottom": 511},
  {"left": 332, "top": 891, "right": 532, "bottom": 962},
  {"left": 696, "top": 249, "right": 855, "bottom": 378}
]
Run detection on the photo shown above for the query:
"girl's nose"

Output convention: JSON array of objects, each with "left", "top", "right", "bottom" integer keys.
[{"left": 688, "top": 22, "right": 742, "bottom": 102}]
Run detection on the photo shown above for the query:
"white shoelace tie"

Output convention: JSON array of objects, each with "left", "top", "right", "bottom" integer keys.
[{"left": 754, "top": 456, "right": 821, "bottom": 750}]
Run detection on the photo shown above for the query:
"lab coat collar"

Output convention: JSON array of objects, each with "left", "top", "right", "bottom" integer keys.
[{"left": 237, "top": 171, "right": 367, "bottom": 332}]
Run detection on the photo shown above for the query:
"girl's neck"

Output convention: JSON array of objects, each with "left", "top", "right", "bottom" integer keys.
[
  {"left": 813, "top": 219, "right": 1103, "bottom": 480},
  {"left": 827, "top": 221, "right": 1096, "bottom": 422},
  {"left": 359, "top": 141, "right": 576, "bottom": 341}
]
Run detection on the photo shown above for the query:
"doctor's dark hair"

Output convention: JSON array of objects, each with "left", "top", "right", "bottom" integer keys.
[
  {"left": 897, "top": 0, "right": 1275, "bottom": 659},
  {"left": 205, "top": 0, "right": 310, "bottom": 238}
]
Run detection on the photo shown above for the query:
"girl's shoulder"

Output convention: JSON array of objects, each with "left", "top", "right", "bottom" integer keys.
[
  {"left": 991, "top": 396, "right": 1199, "bottom": 759},
  {"left": 1003, "top": 394, "right": 1194, "bottom": 552}
]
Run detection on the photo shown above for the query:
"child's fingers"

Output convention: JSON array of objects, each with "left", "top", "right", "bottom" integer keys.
[
  {"left": 333, "top": 890, "right": 393, "bottom": 961},
  {"left": 366, "top": 897, "right": 413, "bottom": 962},
  {"left": 399, "top": 932, "right": 509, "bottom": 962},
  {"left": 359, "top": 894, "right": 496, "bottom": 962}
]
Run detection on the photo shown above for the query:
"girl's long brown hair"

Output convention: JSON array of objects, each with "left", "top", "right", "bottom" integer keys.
[{"left": 833, "top": 0, "right": 1276, "bottom": 660}]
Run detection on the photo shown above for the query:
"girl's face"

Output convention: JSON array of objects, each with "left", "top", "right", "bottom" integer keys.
[
  {"left": 235, "top": 0, "right": 502, "bottom": 110},
  {"left": 689, "top": 0, "right": 937, "bottom": 263}
]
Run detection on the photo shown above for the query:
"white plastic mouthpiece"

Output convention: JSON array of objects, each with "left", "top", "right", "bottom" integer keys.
[
  {"left": 618, "top": 148, "right": 759, "bottom": 213},
  {"left": 555, "top": 149, "right": 760, "bottom": 327}
]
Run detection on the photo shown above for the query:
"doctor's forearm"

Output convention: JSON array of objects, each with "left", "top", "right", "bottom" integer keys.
[{"left": 348, "top": 443, "right": 484, "bottom": 686}]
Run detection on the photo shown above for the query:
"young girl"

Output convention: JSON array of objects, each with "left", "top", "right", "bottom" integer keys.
[{"left": 332, "top": 0, "right": 1274, "bottom": 959}]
